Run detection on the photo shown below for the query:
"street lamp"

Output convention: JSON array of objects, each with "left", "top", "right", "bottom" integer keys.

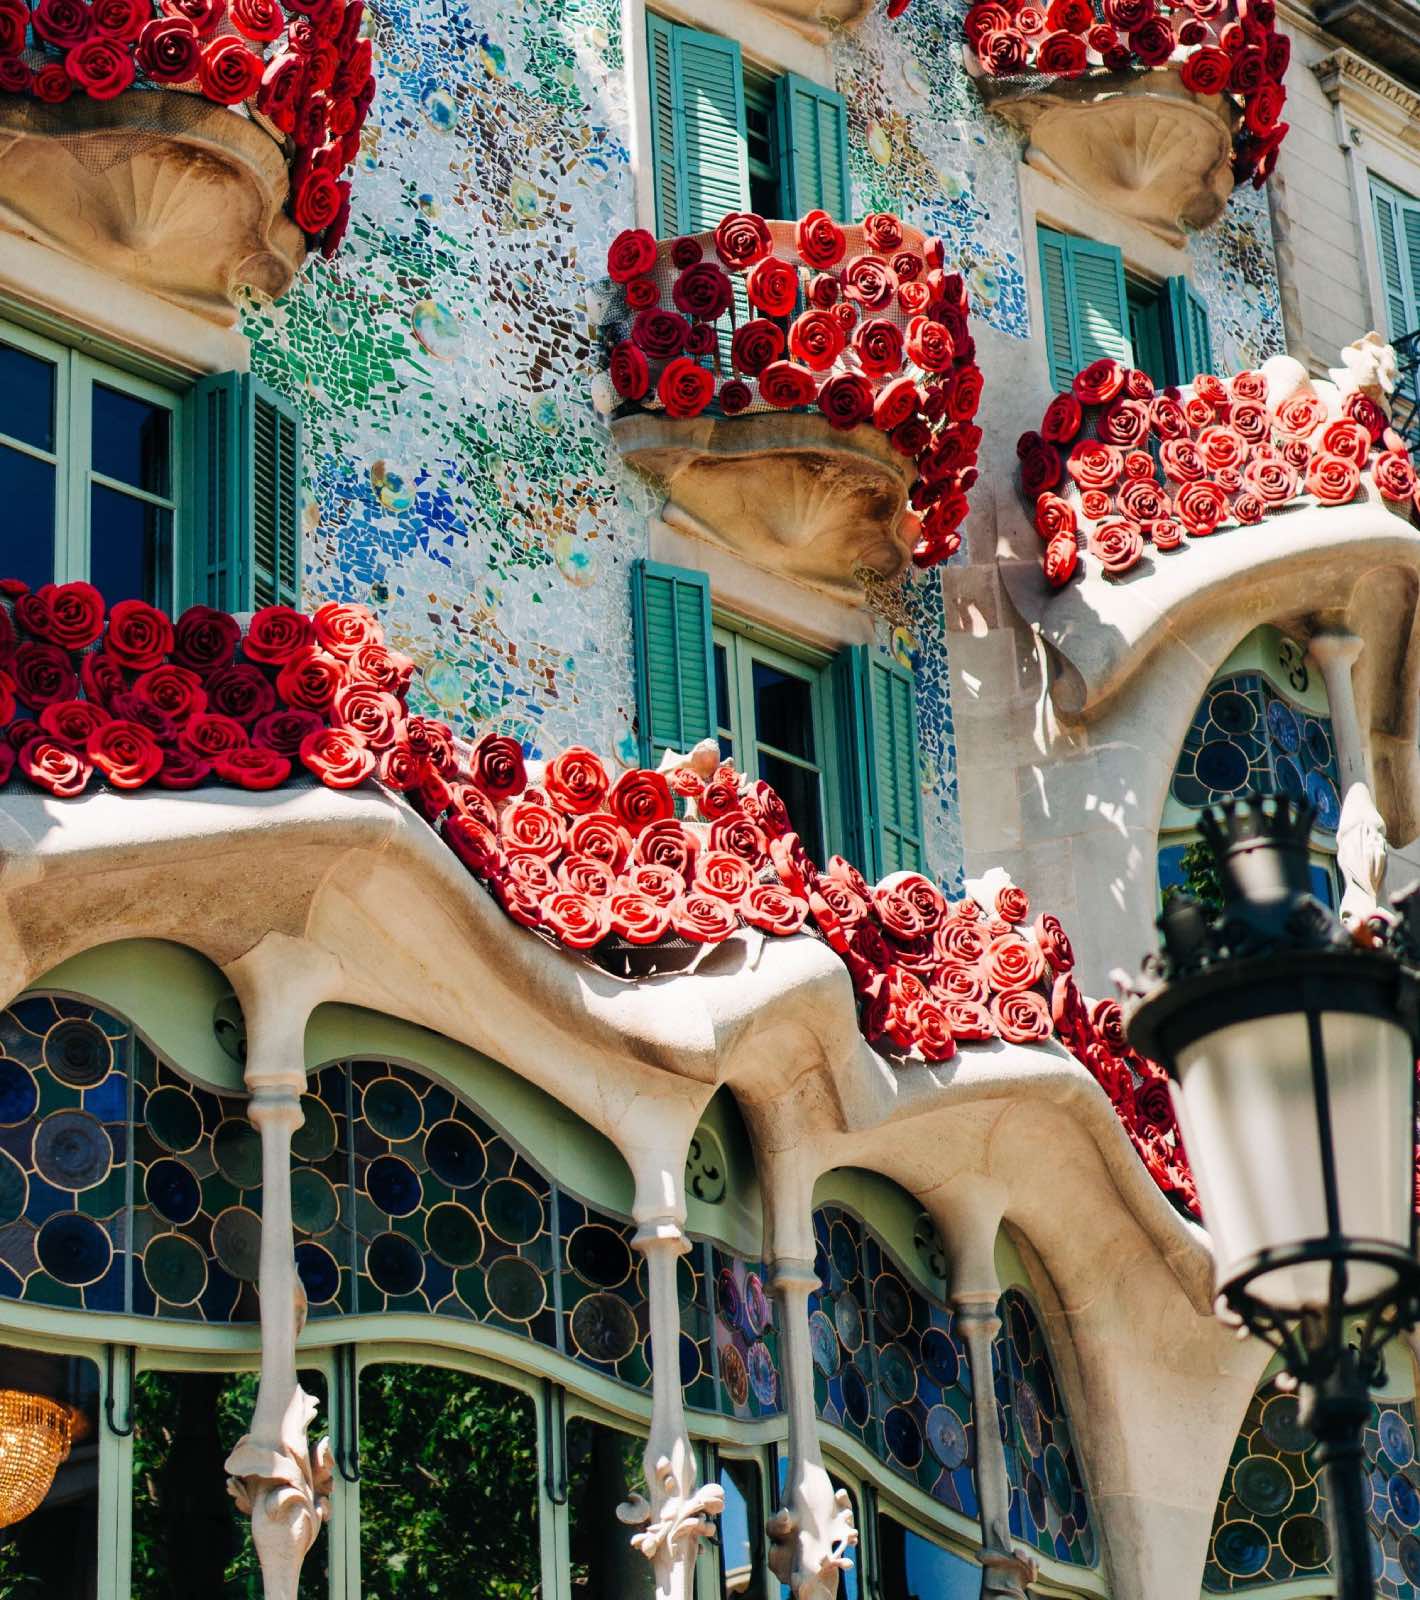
[{"left": 1126, "top": 793, "right": 1420, "bottom": 1600}]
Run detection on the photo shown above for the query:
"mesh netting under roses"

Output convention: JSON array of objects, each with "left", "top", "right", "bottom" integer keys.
[
  {"left": 0, "top": 574, "right": 1200, "bottom": 1218},
  {"left": 0, "top": 0, "right": 374, "bottom": 254},
  {"left": 1016, "top": 353, "right": 1419, "bottom": 587},
  {"left": 962, "top": 0, "right": 1290, "bottom": 187},
  {"left": 602, "top": 212, "right": 984, "bottom": 569}
]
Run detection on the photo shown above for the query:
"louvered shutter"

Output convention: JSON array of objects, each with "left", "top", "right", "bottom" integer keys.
[
  {"left": 1037, "top": 226, "right": 1078, "bottom": 394},
  {"left": 1372, "top": 181, "right": 1412, "bottom": 341},
  {"left": 631, "top": 559, "right": 715, "bottom": 767},
  {"left": 186, "top": 372, "right": 302, "bottom": 611},
  {"left": 775, "top": 73, "right": 851, "bottom": 220},
  {"left": 646, "top": 12, "right": 684, "bottom": 237},
  {"left": 674, "top": 28, "right": 748, "bottom": 234},
  {"left": 1165, "top": 276, "right": 1215, "bottom": 383},
  {"left": 1037, "top": 227, "right": 1131, "bottom": 392},
  {"left": 833, "top": 646, "right": 924, "bottom": 881}
]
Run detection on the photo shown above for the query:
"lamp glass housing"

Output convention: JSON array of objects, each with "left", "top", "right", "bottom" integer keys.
[{"left": 1172, "top": 1004, "right": 1415, "bottom": 1311}]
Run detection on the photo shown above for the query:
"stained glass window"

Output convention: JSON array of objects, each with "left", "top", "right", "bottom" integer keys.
[
  {"left": 1205, "top": 1377, "right": 1420, "bottom": 1594},
  {"left": 0, "top": 993, "right": 261, "bottom": 1321},
  {"left": 808, "top": 1205, "right": 977, "bottom": 1516},
  {"left": 992, "top": 1290, "right": 1096, "bottom": 1566}
]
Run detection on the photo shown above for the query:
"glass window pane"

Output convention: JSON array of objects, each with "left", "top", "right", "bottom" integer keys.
[
  {"left": 131, "top": 1368, "right": 328, "bottom": 1599},
  {"left": 715, "top": 644, "right": 731, "bottom": 737},
  {"left": 568, "top": 1414, "right": 655, "bottom": 1599},
  {"left": 358, "top": 1363, "right": 540, "bottom": 1597},
  {"left": 0, "top": 1344, "right": 99, "bottom": 1598},
  {"left": 0, "top": 444, "right": 55, "bottom": 589},
  {"left": 0, "top": 343, "right": 56, "bottom": 452},
  {"left": 759, "top": 751, "right": 824, "bottom": 862},
  {"left": 720, "top": 1457, "right": 770, "bottom": 1598},
  {"left": 752, "top": 660, "right": 815, "bottom": 761},
  {"left": 90, "top": 485, "right": 171, "bottom": 609},
  {"left": 92, "top": 383, "right": 171, "bottom": 496},
  {"left": 877, "top": 1512, "right": 978, "bottom": 1600}
]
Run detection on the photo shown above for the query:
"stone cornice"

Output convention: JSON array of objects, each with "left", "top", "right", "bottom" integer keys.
[{"left": 1312, "top": 44, "right": 1420, "bottom": 122}]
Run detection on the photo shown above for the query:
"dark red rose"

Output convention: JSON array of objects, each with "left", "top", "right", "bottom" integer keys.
[
  {"left": 468, "top": 731, "right": 526, "bottom": 801},
  {"left": 746, "top": 257, "right": 798, "bottom": 318},
  {"left": 1047, "top": 0, "right": 1092, "bottom": 28},
  {"left": 79, "top": 651, "right": 125, "bottom": 709},
  {"left": 66, "top": 37, "right": 136, "bottom": 98},
  {"left": 179, "top": 712, "right": 248, "bottom": 759},
  {"left": 300, "top": 725, "right": 375, "bottom": 788},
  {"left": 1037, "top": 29, "right": 1087, "bottom": 72},
  {"left": 714, "top": 212, "right": 772, "bottom": 271},
  {"left": 731, "top": 319, "right": 785, "bottom": 378},
  {"left": 947, "top": 365, "right": 983, "bottom": 422},
  {"left": 806, "top": 272, "right": 840, "bottom": 310},
  {"left": 19, "top": 736, "right": 92, "bottom": 797},
  {"left": 759, "top": 361, "right": 817, "bottom": 409},
  {"left": 23, "top": 582, "right": 105, "bottom": 650},
  {"left": 207, "top": 663, "right": 277, "bottom": 723},
  {"left": 853, "top": 317, "right": 905, "bottom": 378},
  {"left": 1021, "top": 443, "right": 1063, "bottom": 498},
  {"left": 133, "top": 663, "right": 207, "bottom": 722},
  {"left": 38, "top": 699, "right": 108, "bottom": 746},
  {"left": 33, "top": 0, "right": 89, "bottom": 46},
  {"left": 374, "top": 743, "right": 418, "bottom": 792},
  {"left": 1230, "top": 44, "right": 1267, "bottom": 93},
  {"left": 293, "top": 165, "right": 341, "bottom": 234},
  {"left": 1344, "top": 390, "right": 1387, "bottom": 443},
  {"left": 609, "top": 340, "right": 650, "bottom": 401},
  {"left": 1040, "top": 393, "right": 1083, "bottom": 444},
  {"left": 257, "top": 50, "right": 304, "bottom": 130},
  {"left": 230, "top": 0, "right": 284, "bottom": 39},
  {"left": 817, "top": 372, "right": 874, "bottom": 431},
  {"left": 243, "top": 604, "right": 314, "bottom": 665},
  {"left": 111, "top": 690, "right": 176, "bottom": 744},
  {"left": 0, "top": 0, "right": 26, "bottom": 52},
  {"left": 718, "top": 381, "right": 752, "bottom": 414},
  {"left": 33, "top": 64, "right": 74, "bottom": 101},
  {"left": 683, "top": 324, "right": 715, "bottom": 362},
  {"left": 1129, "top": 17, "right": 1175, "bottom": 63},
  {"left": 172, "top": 604, "right": 240, "bottom": 672},
  {"left": 669, "top": 236, "right": 702, "bottom": 269},
  {"left": 655, "top": 356, "right": 714, "bottom": 420},
  {"left": 843, "top": 255, "right": 896, "bottom": 310},
  {"left": 212, "top": 746, "right": 292, "bottom": 790},
  {"left": 1073, "top": 359, "right": 1126, "bottom": 405},
  {"left": 252, "top": 707, "right": 324, "bottom": 755},
  {"left": 91, "top": 0, "right": 146, "bottom": 37},
  {"left": 632, "top": 308, "right": 687, "bottom": 360},
  {"left": 671, "top": 261, "right": 733, "bottom": 321},
  {"left": 161, "top": 0, "right": 224, "bottom": 32},
  {"left": 607, "top": 228, "right": 657, "bottom": 284},
  {"left": 86, "top": 719, "right": 162, "bottom": 789},
  {"left": 796, "top": 209, "right": 846, "bottom": 269},
  {"left": 14, "top": 642, "right": 78, "bottom": 708}
]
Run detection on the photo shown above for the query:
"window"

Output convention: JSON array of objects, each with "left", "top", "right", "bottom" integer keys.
[
  {"left": 645, "top": 13, "right": 850, "bottom": 234},
  {"left": 0, "top": 317, "right": 302, "bottom": 612},
  {"left": 877, "top": 1511, "right": 979, "bottom": 1599},
  {"left": 631, "top": 559, "right": 925, "bottom": 880},
  {"left": 1371, "top": 176, "right": 1420, "bottom": 342},
  {"left": 1037, "top": 225, "right": 1213, "bottom": 392}
]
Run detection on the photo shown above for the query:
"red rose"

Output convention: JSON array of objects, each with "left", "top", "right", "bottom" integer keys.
[
  {"left": 741, "top": 882, "right": 808, "bottom": 936},
  {"left": 14, "top": 642, "right": 78, "bottom": 708},
  {"left": 1343, "top": 391, "right": 1387, "bottom": 443},
  {"left": 1036, "top": 30, "right": 1086, "bottom": 72},
  {"left": 1245, "top": 82, "right": 1285, "bottom": 135},
  {"left": 1272, "top": 391, "right": 1326, "bottom": 440},
  {"left": 605, "top": 767, "right": 672, "bottom": 836},
  {"left": 759, "top": 361, "right": 817, "bottom": 409},
  {"left": 1304, "top": 452, "right": 1360, "bottom": 505},
  {"left": 1317, "top": 418, "right": 1371, "bottom": 465},
  {"left": 806, "top": 272, "right": 840, "bottom": 310},
  {"left": 1149, "top": 395, "right": 1188, "bottom": 439},
  {"left": 293, "top": 166, "right": 341, "bottom": 235},
  {"left": 627, "top": 862, "right": 683, "bottom": 906},
  {"left": 178, "top": 712, "right": 248, "bottom": 758},
  {"left": 672, "top": 261, "right": 733, "bottom": 321},
  {"left": 23, "top": 581, "right": 105, "bottom": 650},
  {"left": 256, "top": 49, "right": 304, "bottom": 130},
  {"left": 198, "top": 34, "right": 263, "bottom": 103},
  {"left": 964, "top": 0, "right": 1012, "bottom": 43},
  {"left": 818, "top": 372, "right": 874, "bottom": 431},
  {"left": 1152, "top": 517, "right": 1184, "bottom": 550},
  {"left": 796, "top": 209, "right": 846, "bottom": 269},
  {"left": 1160, "top": 438, "right": 1206, "bottom": 482},
  {"left": 1176, "top": 479, "right": 1230, "bottom": 533},
  {"left": 786, "top": 309, "right": 844, "bottom": 373},
  {"left": 696, "top": 850, "right": 754, "bottom": 903},
  {"left": 996, "top": 884, "right": 1030, "bottom": 924},
  {"left": 1129, "top": 17, "right": 1175, "bottom": 63},
  {"left": 635, "top": 816, "right": 698, "bottom": 879},
  {"left": 718, "top": 381, "right": 752, "bottom": 414},
  {"left": 1096, "top": 399, "right": 1149, "bottom": 448},
  {"left": 608, "top": 340, "right": 650, "bottom": 402},
  {"left": 311, "top": 601, "right": 381, "bottom": 659},
  {"left": 943, "top": 999, "right": 995, "bottom": 1041},
  {"left": 849, "top": 317, "right": 902, "bottom": 378},
  {"left": 905, "top": 316, "right": 955, "bottom": 372},
  {"left": 632, "top": 308, "right": 687, "bottom": 360},
  {"left": 500, "top": 798, "right": 566, "bottom": 860},
  {"left": 1119, "top": 477, "right": 1169, "bottom": 521},
  {"left": 656, "top": 356, "right": 715, "bottom": 420},
  {"left": 1033, "top": 912, "right": 1075, "bottom": 972},
  {"left": 64, "top": 37, "right": 134, "bottom": 96},
  {"left": 33, "top": 0, "right": 88, "bottom": 44},
  {"left": 707, "top": 809, "right": 767, "bottom": 869},
  {"left": 1073, "top": 359, "right": 1126, "bottom": 405},
  {"left": 541, "top": 746, "right": 606, "bottom": 815},
  {"left": 444, "top": 813, "right": 501, "bottom": 876},
  {"left": 1199, "top": 424, "right": 1246, "bottom": 472},
  {"left": 1180, "top": 45, "right": 1231, "bottom": 93},
  {"left": 567, "top": 811, "right": 631, "bottom": 870},
  {"left": 213, "top": 746, "right": 292, "bottom": 789},
  {"left": 1088, "top": 518, "right": 1145, "bottom": 574},
  {"left": 891, "top": 250, "right": 922, "bottom": 284},
  {"left": 238, "top": 605, "right": 310, "bottom": 666},
  {"left": 862, "top": 212, "right": 905, "bottom": 254},
  {"left": 39, "top": 699, "right": 108, "bottom": 745},
  {"left": 746, "top": 257, "right": 798, "bottom": 318},
  {"left": 86, "top": 719, "right": 163, "bottom": 789},
  {"left": 669, "top": 237, "right": 702, "bottom": 269},
  {"left": 330, "top": 681, "right": 402, "bottom": 749},
  {"left": 230, "top": 0, "right": 283, "bottom": 38},
  {"left": 1233, "top": 491, "right": 1265, "bottom": 524},
  {"left": 1034, "top": 492, "right": 1077, "bottom": 541},
  {"left": 874, "top": 376, "right": 920, "bottom": 432},
  {"left": 506, "top": 851, "right": 558, "bottom": 896},
  {"left": 252, "top": 708, "right": 324, "bottom": 755},
  {"left": 625, "top": 274, "right": 659, "bottom": 308},
  {"left": 843, "top": 255, "right": 897, "bottom": 310},
  {"left": 33, "top": 63, "right": 74, "bottom": 101},
  {"left": 978, "top": 25, "right": 1029, "bottom": 71},
  {"left": 1021, "top": 443, "right": 1063, "bottom": 498},
  {"left": 724, "top": 319, "right": 783, "bottom": 379},
  {"left": 1049, "top": 0, "right": 1093, "bottom": 28},
  {"left": 608, "top": 890, "right": 671, "bottom": 944},
  {"left": 713, "top": 212, "right": 772, "bottom": 271},
  {"left": 466, "top": 731, "right": 525, "bottom": 801},
  {"left": 1067, "top": 439, "right": 1124, "bottom": 490},
  {"left": 607, "top": 227, "right": 657, "bottom": 284},
  {"left": 542, "top": 890, "right": 611, "bottom": 951},
  {"left": 300, "top": 726, "right": 375, "bottom": 788},
  {"left": 1041, "top": 393, "right": 1083, "bottom": 443},
  {"left": 206, "top": 663, "right": 276, "bottom": 723},
  {"left": 1079, "top": 489, "right": 1110, "bottom": 519},
  {"left": 946, "top": 364, "right": 984, "bottom": 422},
  {"left": 671, "top": 891, "right": 738, "bottom": 942},
  {"left": 991, "top": 989, "right": 1052, "bottom": 1044},
  {"left": 133, "top": 663, "right": 207, "bottom": 722},
  {"left": 1375, "top": 451, "right": 1416, "bottom": 501},
  {"left": 19, "top": 736, "right": 92, "bottom": 797},
  {"left": 172, "top": 604, "right": 240, "bottom": 672}
]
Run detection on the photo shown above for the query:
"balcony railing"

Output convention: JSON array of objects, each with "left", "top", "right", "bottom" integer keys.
[
  {"left": 601, "top": 212, "right": 981, "bottom": 592},
  {"left": 1391, "top": 329, "right": 1420, "bottom": 456}
]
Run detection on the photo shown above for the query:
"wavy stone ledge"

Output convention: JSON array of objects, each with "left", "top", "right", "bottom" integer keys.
[
  {"left": 0, "top": 91, "right": 307, "bottom": 325},
  {"left": 976, "top": 67, "right": 1237, "bottom": 244},
  {"left": 612, "top": 409, "right": 915, "bottom": 601}
]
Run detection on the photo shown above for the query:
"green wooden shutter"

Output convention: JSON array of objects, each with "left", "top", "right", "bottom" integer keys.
[
  {"left": 1165, "top": 277, "right": 1214, "bottom": 384},
  {"left": 774, "top": 73, "right": 850, "bottom": 220},
  {"left": 1037, "top": 226, "right": 1131, "bottom": 393},
  {"left": 833, "top": 646, "right": 924, "bottom": 881},
  {"left": 646, "top": 13, "right": 684, "bottom": 237},
  {"left": 1372, "top": 181, "right": 1412, "bottom": 341},
  {"left": 631, "top": 559, "right": 715, "bottom": 767},
  {"left": 187, "top": 372, "right": 302, "bottom": 611}
]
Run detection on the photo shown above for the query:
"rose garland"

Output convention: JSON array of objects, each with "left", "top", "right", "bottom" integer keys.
[
  {"left": 0, "top": 575, "right": 1198, "bottom": 1214},
  {"left": 605, "top": 210, "right": 982, "bottom": 570},
  {"left": 1017, "top": 354, "right": 1417, "bottom": 587},
  {"left": 962, "top": 0, "right": 1289, "bottom": 187},
  {"left": 0, "top": 0, "right": 373, "bottom": 255}
]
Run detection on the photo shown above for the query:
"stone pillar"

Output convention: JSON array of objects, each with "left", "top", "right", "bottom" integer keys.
[
  {"left": 1308, "top": 631, "right": 1369, "bottom": 793},
  {"left": 221, "top": 937, "right": 336, "bottom": 1600}
]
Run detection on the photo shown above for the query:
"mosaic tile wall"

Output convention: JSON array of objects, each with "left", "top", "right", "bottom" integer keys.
[{"left": 240, "top": 0, "right": 1287, "bottom": 890}]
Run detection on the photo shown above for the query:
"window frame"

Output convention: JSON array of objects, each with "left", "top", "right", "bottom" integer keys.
[{"left": 0, "top": 314, "right": 186, "bottom": 607}]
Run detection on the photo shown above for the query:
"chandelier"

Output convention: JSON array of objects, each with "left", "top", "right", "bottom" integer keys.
[{"left": 0, "top": 1388, "right": 78, "bottom": 1529}]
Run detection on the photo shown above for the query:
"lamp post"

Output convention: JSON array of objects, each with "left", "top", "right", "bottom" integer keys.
[{"left": 1126, "top": 793, "right": 1420, "bottom": 1600}]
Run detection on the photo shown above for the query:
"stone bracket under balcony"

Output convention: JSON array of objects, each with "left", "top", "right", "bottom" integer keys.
[
  {"left": 0, "top": 91, "right": 307, "bottom": 326},
  {"left": 611, "top": 409, "right": 915, "bottom": 602},
  {"left": 977, "top": 68, "right": 1237, "bottom": 245}
]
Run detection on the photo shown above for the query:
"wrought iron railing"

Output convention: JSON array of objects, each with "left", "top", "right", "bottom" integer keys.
[{"left": 1391, "top": 330, "right": 1420, "bottom": 455}]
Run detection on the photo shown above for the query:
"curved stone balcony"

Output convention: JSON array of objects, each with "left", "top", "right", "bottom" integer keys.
[
  {"left": 602, "top": 214, "right": 981, "bottom": 597},
  {"left": 0, "top": 10, "right": 373, "bottom": 322},
  {"left": 962, "top": 3, "right": 1290, "bottom": 241}
]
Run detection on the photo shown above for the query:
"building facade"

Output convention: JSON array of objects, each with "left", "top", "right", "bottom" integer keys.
[{"left": 0, "top": 0, "right": 1418, "bottom": 1595}]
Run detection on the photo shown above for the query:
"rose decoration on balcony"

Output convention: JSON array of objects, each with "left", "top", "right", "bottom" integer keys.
[
  {"left": 0, "top": 0, "right": 375, "bottom": 256},
  {"left": 603, "top": 211, "right": 982, "bottom": 569},
  {"left": 1017, "top": 347, "right": 1419, "bottom": 587},
  {"left": 961, "top": 0, "right": 1290, "bottom": 187}
]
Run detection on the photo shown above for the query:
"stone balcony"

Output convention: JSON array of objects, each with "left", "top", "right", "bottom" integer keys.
[
  {"left": 601, "top": 214, "right": 981, "bottom": 599},
  {"left": 962, "top": 1, "right": 1290, "bottom": 242},
  {"left": 0, "top": 11, "right": 374, "bottom": 322}
]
